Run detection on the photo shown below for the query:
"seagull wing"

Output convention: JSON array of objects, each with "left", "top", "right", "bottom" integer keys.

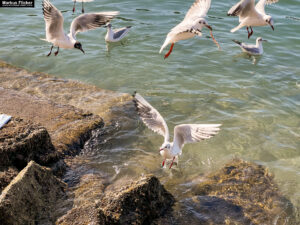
[
  {"left": 133, "top": 93, "right": 170, "bottom": 142},
  {"left": 113, "top": 26, "right": 131, "bottom": 40},
  {"left": 228, "top": 0, "right": 256, "bottom": 19},
  {"left": 43, "top": 0, "right": 65, "bottom": 41},
  {"left": 185, "top": 0, "right": 211, "bottom": 21},
  {"left": 255, "top": 0, "right": 278, "bottom": 15},
  {"left": 70, "top": 11, "right": 119, "bottom": 39},
  {"left": 172, "top": 124, "right": 221, "bottom": 155}
]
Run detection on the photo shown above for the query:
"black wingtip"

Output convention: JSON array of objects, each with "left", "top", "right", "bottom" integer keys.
[{"left": 127, "top": 26, "right": 132, "bottom": 29}]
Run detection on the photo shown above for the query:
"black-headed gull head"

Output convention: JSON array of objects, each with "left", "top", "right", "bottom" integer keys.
[
  {"left": 74, "top": 42, "right": 85, "bottom": 54},
  {"left": 159, "top": 142, "right": 171, "bottom": 152},
  {"left": 194, "top": 18, "right": 212, "bottom": 31},
  {"left": 263, "top": 15, "right": 274, "bottom": 31}
]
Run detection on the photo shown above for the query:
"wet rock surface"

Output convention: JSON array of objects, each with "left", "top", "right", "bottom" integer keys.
[
  {"left": 0, "top": 88, "right": 104, "bottom": 156},
  {"left": 0, "top": 60, "right": 132, "bottom": 124},
  {"left": 98, "top": 175, "right": 175, "bottom": 225},
  {"left": 0, "top": 161, "right": 70, "bottom": 225},
  {"left": 155, "top": 159, "right": 296, "bottom": 225}
]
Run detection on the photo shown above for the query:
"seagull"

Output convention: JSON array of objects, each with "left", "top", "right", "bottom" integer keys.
[
  {"left": 228, "top": 0, "right": 278, "bottom": 39},
  {"left": 72, "top": 0, "right": 93, "bottom": 14},
  {"left": 133, "top": 92, "right": 221, "bottom": 169},
  {"left": 105, "top": 24, "right": 132, "bottom": 42},
  {"left": 233, "top": 37, "right": 267, "bottom": 55},
  {"left": 159, "top": 0, "right": 220, "bottom": 59},
  {"left": 42, "top": 0, "right": 119, "bottom": 56}
]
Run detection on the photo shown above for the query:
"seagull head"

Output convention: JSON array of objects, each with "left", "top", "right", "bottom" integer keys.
[
  {"left": 104, "top": 23, "right": 112, "bottom": 29},
  {"left": 196, "top": 18, "right": 212, "bottom": 31},
  {"left": 257, "top": 37, "right": 268, "bottom": 44},
  {"left": 159, "top": 142, "right": 171, "bottom": 152},
  {"left": 74, "top": 42, "right": 85, "bottom": 54},
  {"left": 264, "top": 15, "right": 274, "bottom": 31}
]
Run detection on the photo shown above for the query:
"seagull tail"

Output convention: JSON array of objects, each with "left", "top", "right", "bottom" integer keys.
[
  {"left": 232, "top": 39, "right": 242, "bottom": 45},
  {"left": 231, "top": 24, "right": 243, "bottom": 33}
]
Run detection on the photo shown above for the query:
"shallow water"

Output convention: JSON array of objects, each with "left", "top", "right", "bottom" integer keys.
[{"left": 0, "top": 0, "right": 299, "bottom": 223}]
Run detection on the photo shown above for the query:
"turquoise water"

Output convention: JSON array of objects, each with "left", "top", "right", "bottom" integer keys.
[{"left": 0, "top": 0, "right": 299, "bottom": 222}]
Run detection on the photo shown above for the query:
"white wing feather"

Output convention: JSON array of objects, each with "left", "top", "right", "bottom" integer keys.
[
  {"left": 228, "top": 0, "right": 256, "bottom": 20},
  {"left": 255, "top": 0, "right": 278, "bottom": 15},
  {"left": 172, "top": 124, "right": 221, "bottom": 155},
  {"left": 43, "top": 0, "right": 65, "bottom": 42},
  {"left": 185, "top": 0, "right": 211, "bottom": 21},
  {"left": 134, "top": 93, "right": 170, "bottom": 142}
]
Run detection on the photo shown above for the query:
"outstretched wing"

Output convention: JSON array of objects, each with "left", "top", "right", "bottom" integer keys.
[
  {"left": 184, "top": 0, "right": 211, "bottom": 20},
  {"left": 228, "top": 0, "right": 256, "bottom": 19},
  {"left": 70, "top": 11, "right": 119, "bottom": 39},
  {"left": 133, "top": 93, "right": 169, "bottom": 142},
  {"left": 172, "top": 124, "right": 221, "bottom": 155},
  {"left": 255, "top": 0, "right": 278, "bottom": 15},
  {"left": 43, "top": 0, "right": 65, "bottom": 41}
]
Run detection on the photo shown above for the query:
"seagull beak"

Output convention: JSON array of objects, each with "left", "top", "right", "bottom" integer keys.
[
  {"left": 270, "top": 24, "right": 274, "bottom": 31},
  {"left": 159, "top": 148, "right": 164, "bottom": 152},
  {"left": 205, "top": 24, "right": 213, "bottom": 31},
  {"left": 262, "top": 39, "right": 268, "bottom": 42},
  {"left": 80, "top": 47, "right": 85, "bottom": 54}
]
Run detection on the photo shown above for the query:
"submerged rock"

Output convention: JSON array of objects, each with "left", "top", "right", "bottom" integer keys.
[
  {"left": 0, "top": 161, "right": 70, "bottom": 225},
  {"left": 156, "top": 159, "right": 295, "bottom": 225},
  {"left": 0, "top": 88, "right": 104, "bottom": 156},
  {"left": 98, "top": 175, "right": 175, "bottom": 225}
]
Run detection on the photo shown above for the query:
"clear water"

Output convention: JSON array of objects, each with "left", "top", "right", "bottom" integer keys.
[{"left": 0, "top": 0, "right": 299, "bottom": 222}]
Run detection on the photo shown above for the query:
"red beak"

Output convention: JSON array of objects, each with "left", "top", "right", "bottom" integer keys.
[{"left": 205, "top": 24, "right": 213, "bottom": 31}]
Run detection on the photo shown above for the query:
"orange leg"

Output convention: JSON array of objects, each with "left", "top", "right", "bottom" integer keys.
[
  {"left": 164, "top": 43, "right": 174, "bottom": 59},
  {"left": 169, "top": 157, "right": 176, "bottom": 169},
  {"left": 162, "top": 159, "right": 166, "bottom": 167}
]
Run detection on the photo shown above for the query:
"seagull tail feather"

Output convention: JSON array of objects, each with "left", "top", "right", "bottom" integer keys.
[{"left": 232, "top": 39, "right": 241, "bottom": 45}]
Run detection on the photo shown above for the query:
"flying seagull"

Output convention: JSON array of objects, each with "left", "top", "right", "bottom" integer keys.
[
  {"left": 42, "top": 0, "right": 119, "bottom": 56},
  {"left": 72, "top": 0, "right": 94, "bottom": 14},
  {"left": 133, "top": 92, "right": 221, "bottom": 169},
  {"left": 105, "top": 24, "right": 132, "bottom": 42},
  {"left": 233, "top": 37, "right": 267, "bottom": 55},
  {"left": 228, "top": 0, "right": 278, "bottom": 39},
  {"left": 159, "top": 0, "right": 220, "bottom": 59}
]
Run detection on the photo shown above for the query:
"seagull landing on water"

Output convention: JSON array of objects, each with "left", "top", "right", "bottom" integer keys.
[
  {"left": 159, "top": 0, "right": 220, "bottom": 59},
  {"left": 228, "top": 0, "right": 278, "bottom": 39},
  {"left": 72, "top": 0, "right": 93, "bottom": 14},
  {"left": 42, "top": 0, "right": 118, "bottom": 56},
  {"left": 105, "top": 24, "right": 132, "bottom": 42},
  {"left": 233, "top": 37, "right": 267, "bottom": 55},
  {"left": 133, "top": 92, "right": 221, "bottom": 169}
]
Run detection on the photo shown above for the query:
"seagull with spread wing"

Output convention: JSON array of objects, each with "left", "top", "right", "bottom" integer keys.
[
  {"left": 133, "top": 93, "right": 221, "bottom": 169},
  {"left": 228, "top": 0, "right": 278, "bottom": 39},
  {"left": 42, "top": 0, "right": 118, "bottom": 56},
  {"left": 159, "top": 0, "right": 219, "bottom": 59}
]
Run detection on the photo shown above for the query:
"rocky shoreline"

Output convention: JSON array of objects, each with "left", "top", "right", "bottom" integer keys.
[{"left": 0, "top": 61, "right": 296, "bottom": 224}]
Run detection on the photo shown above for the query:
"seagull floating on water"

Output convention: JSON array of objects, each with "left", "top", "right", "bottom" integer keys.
[
  {"left": 233, "top": 37, "right": 267, "bottom": 55},
  {"left": 228, "top": 0, "right": 278, "bottom": 39},
  {"left": 133, "top": 92, "right": 221, "bottom": 169},
  {"left": 159, "top": 0, "right": 220, "bottom": 59},
  {"left": 105, "top": 24, "right": 132, "bottom": 42},
  {"left": 72, "top": 0, "right": 93, "bottom": 14},
  {"left": 42, "top": 0, "right": 118, "bottom": 56}
]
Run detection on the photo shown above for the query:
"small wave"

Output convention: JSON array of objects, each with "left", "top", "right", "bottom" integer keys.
[{"left": 286, "top": 16, "right": 300, "bottom": 21}]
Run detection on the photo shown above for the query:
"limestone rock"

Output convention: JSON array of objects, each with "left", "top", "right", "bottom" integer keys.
[
  {"left": 0, "top": 161, "right": 70, "bottom": 225},
  {"left": 0, "top": 88, "right": 104, "bottom": 156},
  {"left": 98, "top": 175, "right": 175, "bottom": 225},
  {"left": 0, "top": 116, "right": 56, "bottom": 170}
]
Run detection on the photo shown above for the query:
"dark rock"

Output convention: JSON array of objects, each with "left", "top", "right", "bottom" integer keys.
[
  {"left": 0, "top": 116, "right": 57, "bottom": 170},
  {"left": 0, "top": 161, "right": 70, "bottom": 225},
  {"left": 98, "top": 175, "right": 175, "bottom": 225},
  {"left": 187, "top": 159, "right": 295, "bottom": 225},
  {"left": 0, "top": 167, "right": 18, "bottom": 194}
]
